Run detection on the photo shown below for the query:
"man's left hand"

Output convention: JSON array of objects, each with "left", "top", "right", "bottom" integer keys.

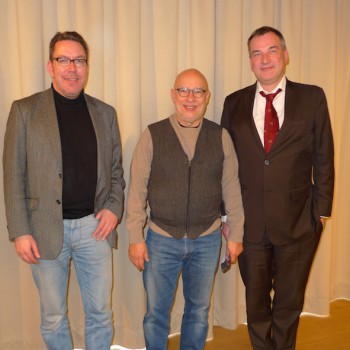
[
  {"left": 93, "top": 209, "right": 118, "bottom": 240},
  {"left": 227, "top": 241, "right": 243, "bottom": 264}
]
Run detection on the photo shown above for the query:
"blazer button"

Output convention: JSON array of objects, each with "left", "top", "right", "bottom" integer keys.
[
  {"left": 56, "top": 200, "right": 61, "bottom": 205},
  {"left": 264, "top": 160, "right": 270, "bottom": 165}
]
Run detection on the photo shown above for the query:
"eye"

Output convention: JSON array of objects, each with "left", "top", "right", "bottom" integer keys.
[
  {"left": 58, "top": 58, "right": 70, "bottom": 65},
  {"left": 74, "top": 59, "right": 87, "bottom": 66},
  {"left": 269, "top": 46, "right": 279, "bottom": 54},
  {"left": 179, "top": 87, "right": 189, "bottom": 94},
  {"left": 193, "top": 89, "right": 205, "bottom": 98}
]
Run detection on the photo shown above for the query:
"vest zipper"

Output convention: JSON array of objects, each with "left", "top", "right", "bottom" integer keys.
[{"left": 185, "top": 160, "right": 191, "bottom": 237}]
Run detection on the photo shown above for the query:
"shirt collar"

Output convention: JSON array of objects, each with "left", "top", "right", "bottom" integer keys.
[{"left": 257, "top": 76, "right": 286, "bottom": 95}]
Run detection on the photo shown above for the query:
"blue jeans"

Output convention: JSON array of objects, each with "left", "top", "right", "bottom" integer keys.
[
  {"left": 143, "top": 228, "right": 221, "bottom": 350},
  {"left": 31, "top": 214, "right": 113, "bottom": 350}
]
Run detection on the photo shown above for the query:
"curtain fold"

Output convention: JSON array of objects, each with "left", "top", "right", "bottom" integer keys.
[{"left": 0, "top": 1, "right": 349, "bottom": 349}]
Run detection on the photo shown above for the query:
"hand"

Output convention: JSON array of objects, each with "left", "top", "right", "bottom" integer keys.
[
  {"left": 14, "top": 234, "right": 40, "bottom": 264},
  {"left": 129, "top": 242, "right": 149, "bottom": 271},
  {"left": 320, "top": 217, "right": 326, "bottom": 227},
  {"left": 93, "top": 209, "right": 118, "bottom": 241},
  {"left": 226, "top": 241, "right": 243, "bottom": 264}
]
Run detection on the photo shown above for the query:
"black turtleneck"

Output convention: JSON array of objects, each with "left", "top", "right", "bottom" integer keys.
[{"left": 52, "top": 87, "right": 97, "bottom": 219}]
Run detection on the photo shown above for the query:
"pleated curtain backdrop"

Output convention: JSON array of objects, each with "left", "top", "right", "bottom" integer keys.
[{"left": 0, "top": 0, "right": 349, "bottom": 349}]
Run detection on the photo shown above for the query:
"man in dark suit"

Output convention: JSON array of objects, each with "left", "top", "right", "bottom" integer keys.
[
  {"left": 221, "top": 26, "right": 334, "bottom": 350},
  {"left": 3, "top": 31, "right": 125, "bottom": 350}
]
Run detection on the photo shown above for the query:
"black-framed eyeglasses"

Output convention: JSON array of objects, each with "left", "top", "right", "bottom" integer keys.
[
  {"left": 176, "top": 87, "right": 206, "bottom": 98},
  {"left": 53, "top": 57, "right": 88, "bottom": 67}
]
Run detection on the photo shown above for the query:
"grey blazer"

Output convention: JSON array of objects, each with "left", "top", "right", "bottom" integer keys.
[{"left": 3, "top": 88, "right": 125, "bottom": 259}]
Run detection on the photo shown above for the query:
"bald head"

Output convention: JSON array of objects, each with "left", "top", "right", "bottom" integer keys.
[
  {"left": 173, "top": 68, "right": 209, "bottom": 90},
  {"left": 171, "top": 68, "right": 211, "bottom": 127}
]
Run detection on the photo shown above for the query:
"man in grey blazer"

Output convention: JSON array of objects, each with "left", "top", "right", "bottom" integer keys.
[
  {"left": 221, "top": 27, "right": 334, "bottom": 349},
  {"left": 3, "top": 31, "right": 125, "bottom": 350}
]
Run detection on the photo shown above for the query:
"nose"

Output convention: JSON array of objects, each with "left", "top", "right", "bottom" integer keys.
[
  {"left": 67, "top": 61, "right": 77, "bottom": 70},
  {"left": 261, "top": 52, "right": 270, "bottom": 63},
  {"left": 186, "top": 91, "right": 195, "bottom": 101}
]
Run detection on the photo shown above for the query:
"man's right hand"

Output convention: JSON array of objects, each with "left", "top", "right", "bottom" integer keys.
[
  {"left": 14, "top": 235, "right": 40, "bottom": 264},
  {"left": 129, "top": 242, "right": 149, "bottom": 271}
]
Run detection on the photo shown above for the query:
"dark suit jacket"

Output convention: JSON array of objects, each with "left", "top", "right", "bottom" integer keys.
[
  {"left": 3, "top": 88, "right": 125, "bottom": 259},
  {"left": 221, "top": 79, "right": 334, "bottom": 245}
]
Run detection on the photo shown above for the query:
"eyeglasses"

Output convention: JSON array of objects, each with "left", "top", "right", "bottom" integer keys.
[
  {"left": 176, "top": 87, "right": 206, "bottom": 98},
  {"left": 53, "top": 57, "right": 88, "bottom": 67}
]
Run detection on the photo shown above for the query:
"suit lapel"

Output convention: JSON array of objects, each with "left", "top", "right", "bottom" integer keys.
[
  {"left": 283, "top": 79, "right": 297, "bottom": 128},
  {"left": 244, "top": 83, "right": 264, "bottom": 150},
  {"left": 85, "top": 95, "right": 103, "bottom": 181},
  {"left": 37, "top": 89, "right": 62, "bottom": 167},
  {"left": 270, "top": 79, "right": 296, "bottom": 152}
]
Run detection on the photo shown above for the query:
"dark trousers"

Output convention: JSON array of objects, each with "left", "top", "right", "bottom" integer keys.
[{"left": 238, "top": 231, "right": 321, "bottom": 350}]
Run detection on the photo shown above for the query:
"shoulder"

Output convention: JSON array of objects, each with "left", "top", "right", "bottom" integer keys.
[
  {"left": 285, "top": 80, "right": 328, "bottom": 108},
  {"left": 286, "top": 79, "right": 325, "bottom": 95},
  {"left": 12, "top": 89, "right": 52, "bottom": 108},
  {"left": 148, "top": 118, "right": 171, "bottom": 134},
  {"left": 201, "top": 119, "right": 223, "bottom": 137},
  {"left": 148, "top": 118, "right": 170, "bottom": 128},
  {"left": 202, "top": 118, "right": 222, "bottom": 129},
  {"left": 224, "top": 83, "right": 256, "bottom": 103}
]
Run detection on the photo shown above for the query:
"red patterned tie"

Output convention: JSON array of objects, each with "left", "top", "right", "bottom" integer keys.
[{"left": 260, "top": 89, "right": 282, "bottom": 153}]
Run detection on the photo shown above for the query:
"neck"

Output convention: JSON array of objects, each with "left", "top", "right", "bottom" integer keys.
[
  {"left": 260, "top": 77, "right": 284, "bottom": 93},
  {"left": 176, "top": 118, "right": 201, "bottom": 128}
]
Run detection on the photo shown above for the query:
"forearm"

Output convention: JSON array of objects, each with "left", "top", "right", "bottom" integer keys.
[
  {"left": 221, "top": 130, "right": 244, "bottom": 242},
  {"left": 126, "top": 128, "right": 153, "bottom": 244},
  {"left": 313, "top": 88, "right": 334, "bottom": 215},
  {"left": 126, "top": 184, "right": 148, "bottom": 243}
]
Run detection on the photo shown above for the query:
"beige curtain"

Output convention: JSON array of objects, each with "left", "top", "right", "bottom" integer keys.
[{"left": 0, "top": 0, "right": 349, "bottom": 349}]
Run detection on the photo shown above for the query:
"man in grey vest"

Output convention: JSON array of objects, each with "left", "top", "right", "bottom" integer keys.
[
  {"left": 3, "top": 31, "right": 125, "bottom": 350},
  {"left": 126, "top": 68, "right": 244, "bottom": 350}
]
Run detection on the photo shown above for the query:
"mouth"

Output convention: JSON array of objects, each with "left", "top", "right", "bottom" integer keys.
[
  {"left": 64, "top": 76, "right": 79, "bottom": 82},
  {"left": 183, "top": 105, "right": 198, "bottom": 110},
  {"left": 261, "top": 65, "right": 274, "bottom": 71}
]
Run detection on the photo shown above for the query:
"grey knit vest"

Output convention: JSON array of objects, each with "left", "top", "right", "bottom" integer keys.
[{"left": 148, "top": 118, "right": 224, "bottom": 239}]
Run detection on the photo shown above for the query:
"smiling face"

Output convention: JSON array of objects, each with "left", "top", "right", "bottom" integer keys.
[
  {"left": 249, "top": 31, "right": 289, "bottom": 92},
  {"left": 171, "top": 69, "right": 211, "bottom": 127},
  {"left": 47, "top": 40, "right": 88, "bottom": 99}
]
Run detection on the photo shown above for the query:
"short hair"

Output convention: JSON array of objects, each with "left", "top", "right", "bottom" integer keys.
[
  {"left": 49, "top": 31, "right": 89, "bottom": 60},
  {"left": 247, "top": 26, "right": 287, "bottom": 54}
]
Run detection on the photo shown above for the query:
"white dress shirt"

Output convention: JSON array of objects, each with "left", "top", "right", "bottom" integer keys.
[{"left": 252, "top": 76, "right": 287, "bottom": 146}]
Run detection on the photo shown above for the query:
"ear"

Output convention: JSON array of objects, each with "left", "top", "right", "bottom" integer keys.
[
  {"left": 170, "top": 88, "right": 176, "bottom": 103},
  {"left": 249, "top": 57, "right": 254, "bottom": 71},
  {"left": 47, "top": 60, "right": 54, "bottom": 78},
  {"left": 284, "top": 50, "right": 290, "bottom": 65},
  {"left": 205, "top": 90, "right": 211, "bottom": 104}
]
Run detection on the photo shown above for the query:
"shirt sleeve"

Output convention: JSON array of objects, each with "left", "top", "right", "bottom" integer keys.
[
  {"left": 126, "top": 128, "right": 153, "bottom": 243},
  {"left": 221, "top": 129, "right": 245, "bottom": 242}
]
